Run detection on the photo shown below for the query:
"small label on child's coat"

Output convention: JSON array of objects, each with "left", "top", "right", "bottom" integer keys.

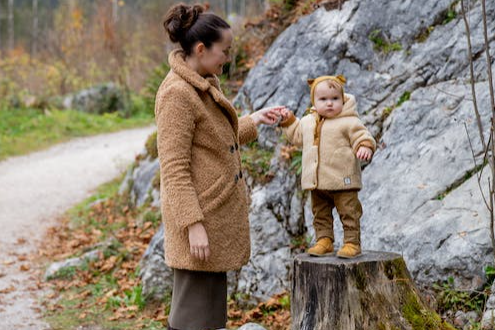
[{"left": 344, "top": 177, "right": 351, "bottom": 185}]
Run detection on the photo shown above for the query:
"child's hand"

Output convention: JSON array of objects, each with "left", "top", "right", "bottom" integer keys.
[
  {"left": 279, "top": 108, "right": 291, "bottom": 121},
  {"left": 356, "top": 146, "right": 373, "bottom": 161},
  {"left": 251, "top": 106, "right": 288, "bottom": 126}
]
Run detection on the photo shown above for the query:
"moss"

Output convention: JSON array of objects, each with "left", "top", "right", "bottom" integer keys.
[
  {"left": 402, "top": 293, "right": 455, "bottom": 330},
  {"left": 145, "top": 131, "right": 158, "bottom": 159},
  {"left": 435, "top": 160, "right": 487, "bottom": 200},
  {"left": 397, "top": 91, "right": 411, "bottom": 107},
  {"left": 354, "top": 265, "right": 368, "bottom": 291},
  {"left": 152, "top": 170, "right": 160, "bottom": 190},
  {"left": 240, "top": 141, "right": 275, "bottom": 184},
  {"left": 368, "top": 29, "right": 403, "bottom": 54},
  {"left": 384, "top": 258, "right": 410, "bottom": 282}
]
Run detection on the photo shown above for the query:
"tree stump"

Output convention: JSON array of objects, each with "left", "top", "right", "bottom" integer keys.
[{"left": 291, "top": 251, "right": 454, "bottom": 330}]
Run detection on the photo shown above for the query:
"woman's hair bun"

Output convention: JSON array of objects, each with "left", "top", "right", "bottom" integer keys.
[{"left": 164, "top": 3, "right": 205, "bottom": 43}]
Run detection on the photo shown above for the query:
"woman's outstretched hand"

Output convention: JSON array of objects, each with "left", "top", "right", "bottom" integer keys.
[
  {"left": 250, "top": 106, "right": 288, "bottom": 126},
  {"left": 188, "top": 222, "right": 210, "bottom": 261}
]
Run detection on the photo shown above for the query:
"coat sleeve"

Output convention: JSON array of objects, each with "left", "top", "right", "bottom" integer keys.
[
  {"left": 280, "top": 112, "right": 303, "bottom": 147},
  {"left": 155, "top": 86, "right": 204, "bottom": 231},
  {"left": 238, "top": 115, "right": 258, "bottom": 145},
  {"left": 348, "top": 118, "right": 376, "bottom": 154}
]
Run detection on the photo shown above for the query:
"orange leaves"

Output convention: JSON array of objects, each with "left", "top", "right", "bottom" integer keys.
[
  {"left": 19, "top": 264, "right": 31, "bottom": 272},
  {"left": 280, "top": 145, "right": 299, "bottom": 160},
  {"left": 0, "top": 286, "right": 16, "bottom": 294},
  {"left": 227, "top": 292, "right": 291, "bottom": 330}
]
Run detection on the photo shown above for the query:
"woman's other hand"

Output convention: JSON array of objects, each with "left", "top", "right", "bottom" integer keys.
[
  {"left": 250, "top": 106, "right": 288, "bottom": 126},
  {"left": 188, "top": 222, "right": 210, "bottom": 261}
]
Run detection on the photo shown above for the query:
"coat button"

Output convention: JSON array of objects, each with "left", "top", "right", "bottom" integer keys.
[
  {"left": 235, "top": 174, "right": 239, "bottom": 183},
  {"left": 230, "top": 145, "right": 235, "bottom": 153}
]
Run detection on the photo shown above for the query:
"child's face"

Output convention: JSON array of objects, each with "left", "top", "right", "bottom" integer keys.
[{"left": 313, "top": 82, "right": 343, "bottom": 119}]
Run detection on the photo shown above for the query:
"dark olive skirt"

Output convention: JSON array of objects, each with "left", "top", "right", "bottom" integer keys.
[{"left": 168, "top": 268, "right": 227, "bottom": 330}]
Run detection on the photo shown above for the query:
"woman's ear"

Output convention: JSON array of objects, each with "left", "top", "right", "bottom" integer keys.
[{"left": 194, "top": 42, "right": 206, "bottom": 57}]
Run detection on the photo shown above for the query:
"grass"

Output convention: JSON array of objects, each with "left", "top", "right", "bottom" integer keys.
[
  {"left": 42, "top": 176, "right": 170, "bottom": 329},
  {"left": 0, "top": 99, "right": 154, "bottom": 161},
  {"left": 368, "top": 29, "right": 403, "bottom": 54}
]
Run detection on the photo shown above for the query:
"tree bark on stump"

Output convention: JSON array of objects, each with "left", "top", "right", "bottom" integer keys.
[{"left": 291, "top": 251, "right": 454, "bottom": 330}]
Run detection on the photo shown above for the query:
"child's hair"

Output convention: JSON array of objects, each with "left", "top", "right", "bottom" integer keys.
[
  {"left": 163, "top": 3, "right": 231, "bottom": 56},
  {"left": 308, "top": 75, "right": 346, "bottom": 105},
  {"left": 321, "top": 80, "right": 344, "bottom": 99}
]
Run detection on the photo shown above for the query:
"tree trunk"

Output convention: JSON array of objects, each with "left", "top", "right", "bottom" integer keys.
[
  {"left": 291, "top": 251, "right": 454, "bottom": 330},
  {"left": 112, "top": 0, "right": 118, "bottom": 24},
  {"left": 32, "top": 0, "right": 38, "bottom": 56},
  {"left": 8, "top": 0, "right": 13, "bottom": 51},
  {"left": 0, "top": 0, "right": 3, "bottom": 53}
]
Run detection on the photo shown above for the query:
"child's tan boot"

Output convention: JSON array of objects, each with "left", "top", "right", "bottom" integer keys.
[
  {"left": 336, "top": 243, "right": 361, "bottom": 259},
  {"left": 307, "top": 237, "right": 334, "bottom": 256}
]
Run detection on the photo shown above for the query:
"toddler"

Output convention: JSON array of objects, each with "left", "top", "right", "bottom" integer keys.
[{"left": 279, "top": 75, "right": 375, "bottom": 258}]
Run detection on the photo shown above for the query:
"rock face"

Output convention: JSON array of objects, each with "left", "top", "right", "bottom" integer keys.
[
  {"left": 62, "top": 83, "right": 127, "bottom": 115},
  {"left": 234, "top": 0, "right": 495, "bottom": 291},
  {"left": 130, "top": 0, "right": 495, "bottom": 303}
]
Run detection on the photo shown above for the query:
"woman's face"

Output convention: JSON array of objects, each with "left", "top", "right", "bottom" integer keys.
[{"left": 197, "top": 29, "right": 233, "bottom": 76}]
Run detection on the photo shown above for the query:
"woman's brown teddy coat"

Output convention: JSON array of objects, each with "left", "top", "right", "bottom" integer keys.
[{"left": 155, "top": 49, "right": 258, "bottom": 272}]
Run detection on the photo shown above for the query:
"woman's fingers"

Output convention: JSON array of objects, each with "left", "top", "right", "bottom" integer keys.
[{"left": 188, "top": 222, "right": 210, "bottom": 261}]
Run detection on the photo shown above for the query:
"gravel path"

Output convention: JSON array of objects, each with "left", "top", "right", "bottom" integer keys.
[{"left": 0, "top": 126, "right": 155, "bottom": 330}]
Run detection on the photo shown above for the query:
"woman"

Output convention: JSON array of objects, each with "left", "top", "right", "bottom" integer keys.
[{"left": 156, "top": 3, "right": 286, "bottom": 330}]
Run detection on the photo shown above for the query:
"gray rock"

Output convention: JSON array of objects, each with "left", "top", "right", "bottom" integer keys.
[
  {"left": 130, "top": 0, "right": 495, "bottom": 304},
  {"left": 236, "top": 0, "right": 495, "bottom": 290},
  {"left": 44, "top": 250, "right": 100, "bottom": 280},
  {"left": 120, "top": 157, "right": 159, "bottom": 207},
  {"left": 482, "top": 281, "right": 495, "bottom": 329},
  {"left": 139, "top": 224, "right": 173, "bottom": 301},
  {"left": 62, "top": 83, "right": 127, "bottom": 115},
  {"left": 237, "top": 323, "right": 267, "bottom": 330},
  {"left": 455, "top": 310, "right": 479, "bottom": 328}
]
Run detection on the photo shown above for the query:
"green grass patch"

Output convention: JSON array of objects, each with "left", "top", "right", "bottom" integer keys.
[
  {"left": 369, "top": 29, "right": 403, "bottom": 54},
  {"left": 44, "top": 282, "right": 168, "bottom": 330},
  {"left": 241, "top": 141, "right": 275, "bottom": 183},
  {"left": 0, "top": 101, "right": 153, "bottom": 161}
]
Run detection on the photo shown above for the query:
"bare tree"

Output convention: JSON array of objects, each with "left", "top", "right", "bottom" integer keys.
[
  {"left": 32, "top": 0, "right": 38, "bottom": 56},
  {"left": 461, "top": 0, "right": 495, "bottom": 259},
  {"left": 0, "top": 0, "right": 3, "bottom": 53},
  {"left": 112, "top": 0, "right": 118, "bottom": 24},
  {"left": 8, "top": 0, "right": 14, "bottom": 51}
]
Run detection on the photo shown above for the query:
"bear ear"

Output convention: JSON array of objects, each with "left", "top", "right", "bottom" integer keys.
[
  {"left": 307, "top": 78, "right": 315, "bottom": 86},
  {"left": 336, "top": 75, "right": 346, "bottom": 84}
]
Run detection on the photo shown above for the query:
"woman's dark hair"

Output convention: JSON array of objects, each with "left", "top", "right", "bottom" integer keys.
[{"left": 164, "top": 3, "right": 231, "bottom": 56}]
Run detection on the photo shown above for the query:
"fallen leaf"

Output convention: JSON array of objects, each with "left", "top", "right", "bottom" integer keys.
[
  {"left": 20, "top": 264, "right": 30, "bottom": 271},
  {"left": 0, "top": 286, "right": 15, "bottom": 294},
  {"left": 16, "top": 238, "right": 27, "bottom": 245}
]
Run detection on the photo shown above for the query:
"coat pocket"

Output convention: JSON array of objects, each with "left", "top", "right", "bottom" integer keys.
[
  {"left": 329, "top": 147, "right": 357, "bottom": 177},
  {"left": 198, "top": 174, "right": 223, "bottom": 201}
]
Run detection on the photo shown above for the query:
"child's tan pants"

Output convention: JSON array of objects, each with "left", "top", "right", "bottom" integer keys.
[{"left": 311, "top": 189, "right": 362, "bottom": 245}]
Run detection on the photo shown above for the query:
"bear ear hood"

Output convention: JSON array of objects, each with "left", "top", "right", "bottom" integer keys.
[{"left": 308, "top": 75, "right": 346, "bottom": 105}]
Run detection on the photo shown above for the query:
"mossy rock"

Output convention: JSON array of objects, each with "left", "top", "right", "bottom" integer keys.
[{"left": 145, "top": 131, "right": 158, "bottom": 159}]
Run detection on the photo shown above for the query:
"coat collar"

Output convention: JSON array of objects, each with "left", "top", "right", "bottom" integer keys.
[{"left": 168, "top": 49, "right": 239, "bottom": 135}]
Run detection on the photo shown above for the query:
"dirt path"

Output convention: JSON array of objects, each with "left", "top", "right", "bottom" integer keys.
[{"left": 0, "top": 126, "right": 155, "bottom": 330}]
